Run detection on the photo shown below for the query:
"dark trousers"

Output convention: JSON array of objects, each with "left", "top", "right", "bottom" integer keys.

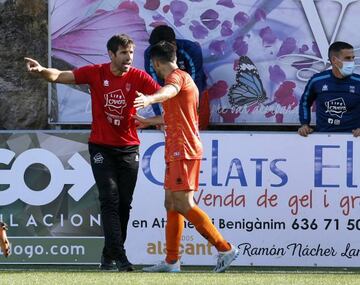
[{"left": 89, "top": 143, "right": 139, "bottom": 260}]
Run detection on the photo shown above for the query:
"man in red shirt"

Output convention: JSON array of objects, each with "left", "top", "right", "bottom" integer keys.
[
  {"left": 134, "top": 41, "right": 238, "bottom": 273},
  {"left": 25, "top": 34, "right": 160, "bottom": 272}
]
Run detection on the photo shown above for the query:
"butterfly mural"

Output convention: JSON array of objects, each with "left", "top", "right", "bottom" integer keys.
[{"left": 228, "top": 56, "right": 267, "bottom": 107}]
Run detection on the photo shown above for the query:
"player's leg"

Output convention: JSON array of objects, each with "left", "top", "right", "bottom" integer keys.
[
  {"left": 171, "top": 159, "right": 239, "bottom": 272},
  {"left": 143, "top": 163, "right": 184, "bottom": 273},
  {"left": 143, "top": 191, "right": 183, "bottom": 272},
  {"left": 173, "top": 190, "right": 239, "bottom": 272}
]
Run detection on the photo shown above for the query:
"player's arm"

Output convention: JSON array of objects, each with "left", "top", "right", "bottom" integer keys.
[
  {"left": 25, "top": 57, "right": 75, "bottom": 84},
  {"left": 134, "top": 84, "right": 179, "bottom": 110},
  {"left": 298, "top": 78, "right": 316, "bottom": 137},
  {"left": 133, "top": 114, "right": 164, "bottom": 128}
]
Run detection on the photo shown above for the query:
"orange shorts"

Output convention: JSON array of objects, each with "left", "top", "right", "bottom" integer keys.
[{"left": 164, "top": 159, "right": 201, "bottom": 192}]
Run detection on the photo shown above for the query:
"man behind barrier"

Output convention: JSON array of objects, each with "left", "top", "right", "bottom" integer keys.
[{"left": 298, "top": 41, "right": 360, "bottom": 137}]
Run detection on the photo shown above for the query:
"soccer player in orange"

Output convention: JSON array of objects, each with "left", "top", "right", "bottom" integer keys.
[{"left": 133, "top": 41, "right": 239, "bottom": 272}]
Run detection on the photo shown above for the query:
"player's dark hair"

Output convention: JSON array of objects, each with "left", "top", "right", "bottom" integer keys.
[
  {"left": 149, "top": 41, "right": 177, "bottom": 63},
  {"left": 328, "top": 41, "right": 353, "bottom": 62},
  {"left": 107, "top": 34, "right": 135, "bottom": 54},
  {"left": 149, "top": 25, "right": 176, "bottom": 45}
]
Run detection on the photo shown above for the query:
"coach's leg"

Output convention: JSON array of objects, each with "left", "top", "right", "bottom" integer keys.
[
  {"left": 89, "top": 144, "right": 124, "bottom": 270},
  {"left": 116, "top": 147, "right": 139, "bottom": 246}
]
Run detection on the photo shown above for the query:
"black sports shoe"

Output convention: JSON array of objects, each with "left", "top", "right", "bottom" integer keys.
[
  {"left": 99, "top": 255, "right": 115, "bottom": 271},
  {"left": 115, "top": 257, "right": 135, "bottom": 272}
]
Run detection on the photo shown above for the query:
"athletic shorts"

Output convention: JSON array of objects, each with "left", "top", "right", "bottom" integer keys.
[{"left": 164, "top": 159, "right": 201, "bottom": 192}]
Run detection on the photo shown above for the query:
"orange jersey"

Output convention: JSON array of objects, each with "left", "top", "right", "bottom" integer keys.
[{"left": 162, "top": 69, "right": 203, "bottom": 162}]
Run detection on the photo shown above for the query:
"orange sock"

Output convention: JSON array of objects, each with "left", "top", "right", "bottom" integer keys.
[
  {"left": 165, "top": 210, "right": 184, "bottom": 264},
  {"left": 184, "top": 205, "right": 231, "bottom": 252}
]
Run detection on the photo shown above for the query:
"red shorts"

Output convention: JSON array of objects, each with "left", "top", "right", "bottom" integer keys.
[{"left": 164, "top": 159, "right": 201, "bottom": 192}]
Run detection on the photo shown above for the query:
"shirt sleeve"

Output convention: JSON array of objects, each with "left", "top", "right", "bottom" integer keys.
[
  {"left": 299, "top": 76, "right": 317, "bottom": 125},
  {"left": 139, "top": 70, "right": 161, "bottom": 95},
  {"left": 73, "top": 65, "right": 96, "bottom": 85},
  {"left": 165, "top": 71, "right": 184, "bottom": 91}
]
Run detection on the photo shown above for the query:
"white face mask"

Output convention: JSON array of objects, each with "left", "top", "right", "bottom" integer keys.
[{"left": 336, "top": 58, "right": 355, "bottom": 77}]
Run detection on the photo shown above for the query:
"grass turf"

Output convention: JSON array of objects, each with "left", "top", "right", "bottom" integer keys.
[{"left": 1, "top": 266, "right": 360, "bottom": 285}]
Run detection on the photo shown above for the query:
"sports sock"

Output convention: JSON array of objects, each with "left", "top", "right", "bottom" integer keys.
[
  {"left": 184, "top": 205, "right": 231, "bottom": 252},
  {"left": 165, "top": 210, "right": 184, "bottom": 264}
]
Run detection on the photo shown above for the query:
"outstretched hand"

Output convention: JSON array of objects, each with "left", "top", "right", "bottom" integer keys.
[
  {"left": 24, "top": 57, "right": 44, "bottom": 73},
  {"left": 134, "top": 91, "right": 151, "bottom": 110}
]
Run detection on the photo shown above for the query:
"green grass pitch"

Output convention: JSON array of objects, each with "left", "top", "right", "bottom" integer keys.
[{"left": 1, "top": 265, "right": 360, "bottom": 285}]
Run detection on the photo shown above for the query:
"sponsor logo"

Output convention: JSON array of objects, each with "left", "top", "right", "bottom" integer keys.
[
  {"left": 104, "top": 89, "right": 127, "bottom": 115},
  {"left": 325, "top": 98, "right": 347, "bottom": 118},
  {"left": 350, "top": 85, "right": 355, "bottom": 93},
  {"left": 322, "top": 84, "right": 328, "bottom": 91},
  {"left": 328, "top": 118, "right": 341, "bottom": 125},
  {"left": 103, "top": 80, "right": 109, "bottom": 87},
  {"left": 0, "top": 149, "right": 94, "bottom": 206},
  {"left": 93, "top": 153, "right": 104, "bottom": 164}
]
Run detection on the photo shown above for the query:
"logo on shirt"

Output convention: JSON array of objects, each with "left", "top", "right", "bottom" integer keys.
[
  {"left": 93, "top": 153, "right": 104, "bottom": 164},
  {"left": 325, "top": 98, "right": 347, "bottom": 118},
  {"left": 328, "top": 118, "right": 341, "bottom": 125},
  {"left": 103, "top": 80, "right": 109, "bottom": 87},
  {"left": 322, "top": 84, "right": 328, "bottom": 91},
  {"left": 126, "top": 83, "right": 131, "bottom": 92},
  {"left": 104, "top": 89, "right": 127, "bottom": 115},
  {"left": 350, "top": 85, "right": 355, "bottom": 93}
]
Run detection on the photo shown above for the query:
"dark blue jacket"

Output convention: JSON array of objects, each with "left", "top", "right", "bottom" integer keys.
[
  {"left": 144, "top": 39, "right": 207, "bottom": 115},
  {"left": 299, "top": 69, "right": 360, "bottom": 132}
]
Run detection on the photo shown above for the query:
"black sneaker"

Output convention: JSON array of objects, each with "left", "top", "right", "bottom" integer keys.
[
  {"left": 99, "top": 255, "right": 115, "bottom": 271},
  {"left": 115, "top": 258, "right": 135, "bottom": 272}
]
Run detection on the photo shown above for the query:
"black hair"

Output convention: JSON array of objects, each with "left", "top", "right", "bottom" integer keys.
[
  {"left": 106, "top": 34, "right": 135, "bottom": 54},
  {"left": 149, "top": 25, "right": 176, "bottom": 45},
  {"left": 149, "top": 41, "right": 177, "bottom": 63},
  {"left": 328, "top": 41, "right": 353, "bottom": 62}
]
